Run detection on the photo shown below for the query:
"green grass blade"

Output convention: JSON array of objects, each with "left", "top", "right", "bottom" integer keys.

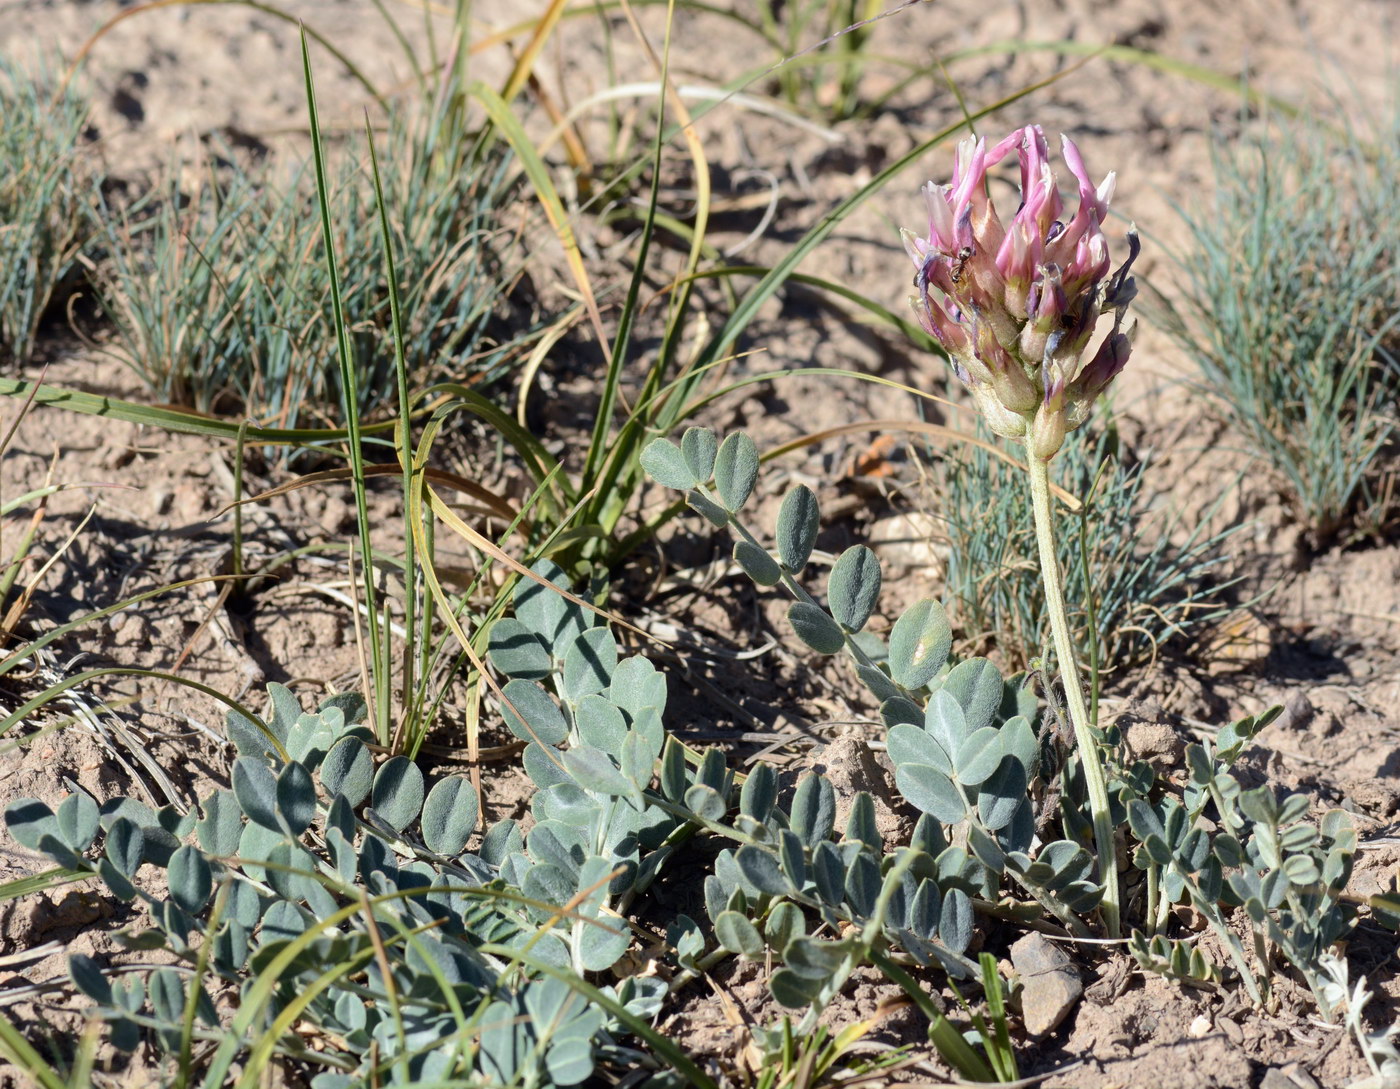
[
  {"left": 0, "top": 1015, "right": 67, "bottom": 1089},
  {"left": 581, "top": 18, "right": 671, "bottom": 489},
  {"left": 0, "top": 866, "right": 86, "bottom": 902},
  {"left": 0, "top": 378, "right": 392, "bottom": 449},
  {"left": 0, "top": 576, "right": 236, "bottom": 680},
  {"left": 0, "top": 667, "right": 280, "bottom": 759},
  {"left": 365, "top": 112, "right": 419, "bottom": 751},
  {"left": 301, "top": 31, "right": 386, "bottom": 742}
]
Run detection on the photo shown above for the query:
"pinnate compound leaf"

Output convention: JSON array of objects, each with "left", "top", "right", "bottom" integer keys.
[
  {"left": 734, "top": 540, "right": 782, "bottom": 587},
  {"left": 776, "top": 485, "right": 820, "bottom": 572},
  {"left": 888, "top": 599, "right": 951, "bottom": 690},
  {"left": 640, "top": 438, "right": 698, "bottom": 490},
  {"left": 788, "top": 601, "right": 845, "bottom": 654},
  {"left": 320, "top": 736, "right": 374, "bottom": 807},
  {"left": 372, "top": 756, "right": 425, "bottom": 833},
  {"left": 713, "top": 431, "right": 759, "bottom": 511},
  {"left": 421, "top": 777, "right": 478, "bottom": 856},
  {"left": 681, "top": 426, "right": 718, "bottom": 481}
]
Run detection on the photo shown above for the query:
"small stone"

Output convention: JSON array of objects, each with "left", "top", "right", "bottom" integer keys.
[
  {"left": 319, "top": 495, "right": 353, "bottom": 536},
  {"left": 1188, "top": 1013, "right": 1212, "bottom": 1038},
  {"left": 1259, "top": 1064, "right": 1320, "bottom": 1089},
  {"left": 1010, "top": 932, "right": 1082, "bottom": 1037},
  {"left": 1275, "top": 691, "right": 1314, "bottom": 733}
]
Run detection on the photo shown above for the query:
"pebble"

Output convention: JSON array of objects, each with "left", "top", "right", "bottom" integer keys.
[
  {"left": 1010, "top": 931, "right": 1082, "bottom": 1037},
  {"left": 1259, "top": 1065, "right": 1320, "bottom": 1089}
]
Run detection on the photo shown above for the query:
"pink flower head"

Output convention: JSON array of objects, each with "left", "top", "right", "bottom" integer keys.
[{"left": 904, "top": 125, "right": 1135, "bottom": 452}]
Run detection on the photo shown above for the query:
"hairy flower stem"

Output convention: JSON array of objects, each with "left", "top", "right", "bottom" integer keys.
[{"left": 1025, "top": 439, "right": 1121, "bottom": 938}]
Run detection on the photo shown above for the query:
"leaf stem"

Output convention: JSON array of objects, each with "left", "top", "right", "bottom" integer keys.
[{"left": 1024, "top": 437, "right": 1121, "bottom": 937}]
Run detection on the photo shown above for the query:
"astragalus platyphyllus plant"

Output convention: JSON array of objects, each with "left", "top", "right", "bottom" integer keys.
[
  {"left": 904, "top": 126, "right": 1141, "bottom": 937},
  {"left": 903, "top": 125, "right": 1139, "bottom": 459}
]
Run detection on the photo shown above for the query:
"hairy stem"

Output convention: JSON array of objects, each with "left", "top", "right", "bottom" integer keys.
[{"left": 1025, "top": 438, "right": 1121, "bottom": 938}]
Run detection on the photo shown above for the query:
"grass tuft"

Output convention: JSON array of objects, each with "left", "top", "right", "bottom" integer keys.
[
  {"left": 937, "top": 422, "right": 1242, "bottom": 676},
  {"left": 1157, "top": 110, "right": 1400, "bottom": 545},
  {"left": 86, "top": 88, "right": 531, "bottom": 429},
  {"left": 0, "top": 56, "right": 95, "bottom": 364}
]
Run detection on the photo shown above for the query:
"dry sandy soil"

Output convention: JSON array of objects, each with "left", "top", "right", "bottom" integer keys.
[{"left": 0, "top": 0, "right": 1398, "bottom": 1086}]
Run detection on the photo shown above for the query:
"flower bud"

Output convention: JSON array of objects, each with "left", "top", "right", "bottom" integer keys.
[{"left": 1030, "top": 401, "right": 1068, "bottom": 460}]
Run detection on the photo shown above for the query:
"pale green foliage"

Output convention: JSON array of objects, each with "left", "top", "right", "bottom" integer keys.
[
  {"left": 1124, "top": 706, "right": 1359, "bottom": 1011},
  {"left": 0, "top": 56, "right": 95, "bottom": 363},
  {"left": 86, "top": 94, "right": 527, "bottom": 427},
  {"left": 7, "top": 683, "right": 668, "bottom": 1087},
  {"left": 645, "top": 424, "right": 1370, "bottom": 1027},
  {"left": 1159, "top": 113, "right": 1400, "bottom": 542},
  {"left": 939, "top": 424, "right": 1241, "bottom": 673}
]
